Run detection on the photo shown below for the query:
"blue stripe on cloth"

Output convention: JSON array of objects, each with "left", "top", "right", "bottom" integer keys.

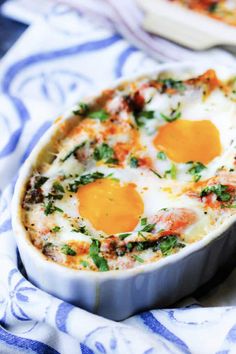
[
  {"left": 80, "top": 343, "right": 95, "bottom": 354},
  {"left": 0, "top": 127, "right": 23, "bottom": 159},
  {"left": 0, "top": 219, "right": 12, "bottom": 233},
  {"left": 0, "top": 326, "right": 60, "bottom": 354},
  {"left": 2, "top": 35, "right": 122, "bottom": 94},
  {"left": 115, "top": 46, "right": 138, "bottom": 78},
  {"left": 55, "top": 302, "right": 74, "bottom": 333},
  {"left": 10, "top": 96, "right": 30, "bottom": 123},
  {"left": 226, "top": 323, "right": 236, "bottom": 342},
  {"left": 140, "top": 312, "right": 190, "bottom": 354}
]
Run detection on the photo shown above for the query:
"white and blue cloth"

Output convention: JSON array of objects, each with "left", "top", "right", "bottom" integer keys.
[{"left": 1, "top": 3, "right": 236, "bottom": 353}]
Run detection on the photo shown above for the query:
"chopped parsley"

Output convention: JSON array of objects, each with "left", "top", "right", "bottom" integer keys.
[
  {"left": 93, "top": 143, "right": 117, "bottom": 164},
  {"left": 89, "top": 239, "right": 109, "bottom": 271},
  {"left": 138, "top": 217, "right": 156, "bottom": 235},
  {"left": 44, "top": 201, "right": 63, "bottom": 215},
  {"left": 187, "top": 161, "right": 206, "bottom": 182},
  {"left": 208, "top": 3, "right": 218, "bottom": 12},
  {"left": 46, "top": 193, "right": 63, "bottom": 201},
  {"left": 116, "top": 234, "right": 185, "bottom": 257},
  {"left": 79, "top": 172, "right": 104, "bottom": 184},
  {"left": 150, "top": 169, "right": 162, "bottom": 178},
  {"left": 140, "top": 223, "right": 156, "bottom": 233},
  {"left": 224, "top": 204, "right": 236, "bottom": 209},
  {"left": 34, "top": 176, "right": 48, "bottom": 189},
  {"left": 68, "top": 172, "right": 105, "bottom": 192},
  {"left": 73, "top": 102, "right": 89, "bottom": 116},
  {"left": 89, "top": 110, "right": 109, "bottom": 121},
  {"left": 133, "top": 255, "right": 144, "bottom": 263},
  {"left": 126, "top": 242, "right": 133, "bottom": 251},
  {"left": 156, "top": 235, "right": 185, "bottom": 256},
  {"left": 129, "top": 156, "right": 139, "bottom": 168},
  {"left": 61, "top": 141, "right": 86, "bottom": 162},
  {"left": 160, "top": 111, "right": 181, "bottom": 123},
  {"left": 119, "top": 233, "right": 131, "bottom": 240},
  {"left": 141, "top": 217, "right": 147, "bottom": 226},
  {"left": 134, "top": 110, "right": 155, "bottom": 127},
  {"left": 52, "top": 182, "right": 65, "bottom": 193},
  {"left": 80, "top": 260, "right": 89, "bottom": 267},
  {"left": 193, "top": 174, "right": 201, "bottom": 182},
  {"left": 140, "top": 110, "right": 155, "bottom": 119},
  {"left": 160, "top": 78, "right": 186, "bottom": 93},
  {"left": 157, "top": 151, "right": 166, "bottom": 160},
  {"left": 46, "top": 181, "right": 65, "bottom": 201},
  {"left": 136, "top": 242, "right": 145, "bottom": 251},
  {"left": 71, "top": 225, "right": 90, "bottom": 235},
  {"left": 200, "top": 184, "right": 231, "bottom": 202},
  {"left": 61, "top": 244, "right": 77, "bottom": 256},
  {"left": 51, "top": 226, "right": 61, "bottom": 233},
  {"left": 164, "top": 164, "right": 177, "bottom": 179}
]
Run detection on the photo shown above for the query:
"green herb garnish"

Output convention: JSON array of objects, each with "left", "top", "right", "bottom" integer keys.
[
  {"left": 157, "top": 151, "right": 166, "bottom": 160},
  {"left": 193, "top": 174, "right": 201, "bottom": 182},
  {"left": 160, "top": 111, "right": 181, "bottom": 123},
  {"left": 46, "top": 181, "right": 65, "bottom": 201},
  {"left": 52, "top": 182, "right": 65, "bottom": 193},
  {"left": 44, "top": 201, "right": 63, "bottom": 215},
  {"left": 46, "top": 193, "right": 63, "bottom": 201},
  {"left": 51, "top": 226, "right": 61, "bottom": 233},
  {"left": 116, "top": 234, "right": 185, "bottom": 258},
  {"left": 133, "top": 255, "right": 144, "bottom": 263},
  {"left": 134, "top": 110, "right": 155, "bottom": 127},
  {"left": 208, "top": 3, "right": 218, "bottom": 12},
  {"left": 89, "top": 239, "right": 109, "bottom": 271},
  {"left": 80, "top": 260, "right": 89, "bottom": 267},
  {"left": 224, "top": 204, "right": 236, "bottom": 209},
  {"left": 68, "top": 172, "right": 105, "bottom": 192},
  {"left": 160, "top": 78, "right": 186, "bottom": 92},
  {"left": 136, "top": 242, "right": 145, "bottom": 251},
  {"left": 158, "top": 235, "right": 185, "bottom": 256},
  {"left": 165, "top": 164, "right": 177, "bottom": 179},
  {"left": 89, "top": 110, "right": 109, "bottom": 121},
  {"left": 119, "top": 233, "right": 131, "bottom": 240},
  {"left": 73, "top": 102, "right": 89, "bottom": 116},
  {"left": 126, "top": 242, "right": 133, "bottom": 251},
  {"left": 129, "top": 156, "right": 139, "bottom": 168},
  {"left": 140, "top": 217, "right": 147, "bottom": 226},
  {"left": 34, "top": 176, "right": 48, "bottom": 189},
  {"left": 200, "top": 184, "right": 231, "bottom": 202},
  {"left": 61, "top": 141, "right": 86, "bottom": 162},
  {"left": 93, "top": 143, "right": 117, "bottom": 164},
  {"left": 140, "top": 111, "right": 155, "bottom": 119},
  {"left": 71, "top": 225, "right": 90, "bottom": 235},
  {"left": 187, "top": 161, "right": 206, "bottom": 174},
  {"left": 150, "top": 169, "right": 162, "bottom": 178},
  {"left": 187, "top": 161, "right": 206, "bottom": 182},
  {"left": 138, "top": 217, "right": 156, "bottom": 234},
  {"left": 61, "top": 244, "right": 77, "bottom": 256},
  {"left": 140, "top": 223, "right": 156, "bottom": 233}
]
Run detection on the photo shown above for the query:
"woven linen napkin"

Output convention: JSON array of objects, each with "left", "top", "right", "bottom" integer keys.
[{"left": 1, "top": 3, "right": 236, "bottom": 354}]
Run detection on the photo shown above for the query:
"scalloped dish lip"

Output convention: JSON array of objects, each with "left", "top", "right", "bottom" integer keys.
[{"left": 12, "top": 61, "right": 236, "bottom": 280}]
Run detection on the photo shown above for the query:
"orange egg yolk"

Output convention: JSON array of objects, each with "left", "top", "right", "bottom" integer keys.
[
  {"left": 77, "top": 179, "right": 144, "bottom": 234},
  {"left": 153, "top": 119, "right": 221, "bottom": 164}
]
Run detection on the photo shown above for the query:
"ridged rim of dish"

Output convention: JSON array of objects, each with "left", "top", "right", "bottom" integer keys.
[{"left": 12, "top": 60, "right": 236, "bottom": 280}]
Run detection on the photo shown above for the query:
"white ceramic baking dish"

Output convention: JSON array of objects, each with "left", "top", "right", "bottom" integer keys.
[{"left": 12, "top": 62, "right": 236, "bottom": 320}]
